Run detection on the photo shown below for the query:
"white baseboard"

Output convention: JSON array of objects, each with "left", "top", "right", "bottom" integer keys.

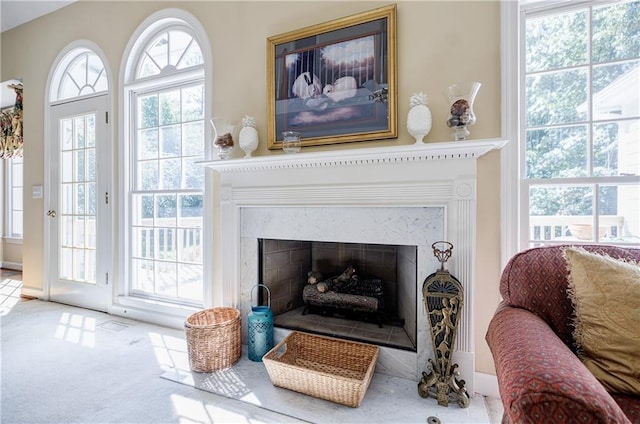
[
  {"left": 109, "top": 302, "right": 192, "bottom": 330},
  {"left": 20, "top": 286, "right": 44, "bottom": 299},
  {"left": 474, "top": 372, "right": 500, "bottom": 398},
  {"left": 2, "top": 261, "right": 22, "bottom": 271}
]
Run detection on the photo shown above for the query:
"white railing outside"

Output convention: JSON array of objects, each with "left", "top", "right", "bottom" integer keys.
[{"left": 529, "top": 215, "right": 625, "bottom": 243}]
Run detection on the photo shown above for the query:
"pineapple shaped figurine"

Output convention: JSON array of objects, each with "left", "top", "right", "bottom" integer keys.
[
  {"left": 407, "top": 92, "right": 432, "bottom": 144},
  {"left": 238, "top": 115, "right": 259, "bottom": 158}
]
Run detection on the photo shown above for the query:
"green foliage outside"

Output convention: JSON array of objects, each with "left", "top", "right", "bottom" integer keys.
[{"left": 525, "top": 2, "right": 639, "bottom": 217}]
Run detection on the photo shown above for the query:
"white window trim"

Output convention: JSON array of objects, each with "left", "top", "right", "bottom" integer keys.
[
  {"left": 501, "top": 0, "right": 521, "bottom": 265},
  {"left": 117, "top": 9, "right": 213, "bottom": 327}
]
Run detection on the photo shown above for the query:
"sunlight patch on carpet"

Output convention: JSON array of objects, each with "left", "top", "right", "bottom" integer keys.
[
  {"left": 0, "top": 279, "right": 23, "bottom": 316},
  {"left": 149, "top": 331, "right": 190, "bottom": 372},
  {"left": 55, "top": 312, "right": 96, "bottom": 347}
]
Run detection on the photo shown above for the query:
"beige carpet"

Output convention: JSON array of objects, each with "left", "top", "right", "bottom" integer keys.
[
  {"left": 2, "top": 297, "right": 504, "bottom": 423},
  {"left": 1, "top": 299, "right": 303, "bottom": 423}
]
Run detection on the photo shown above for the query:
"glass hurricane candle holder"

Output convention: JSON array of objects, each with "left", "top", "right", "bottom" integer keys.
[
  {"left": 210, "top": 117, "right": 236, "bottom": 160},
  {"left": 281, "top": 131, "right": 301, "bottom": 154},
  {"left": 445, "top": 82, "right": 481, "bottom": 141}
]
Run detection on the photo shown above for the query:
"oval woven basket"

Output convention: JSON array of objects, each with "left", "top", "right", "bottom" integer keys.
[{"left": 185, "top": 307, "right": 241, "bottom": 372}]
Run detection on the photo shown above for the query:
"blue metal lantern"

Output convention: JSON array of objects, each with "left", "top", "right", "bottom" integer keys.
[{"left": 248, "top": 284, "right": 274, "bottom": 362}]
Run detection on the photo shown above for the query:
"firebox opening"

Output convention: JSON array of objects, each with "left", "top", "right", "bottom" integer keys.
[{"left": 258, "top": 238, "right": 418, "bottom": 352}]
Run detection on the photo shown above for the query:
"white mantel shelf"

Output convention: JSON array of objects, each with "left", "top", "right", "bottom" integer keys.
[{"left": 202, "top": 138, "right": 508, "bottom": 173}]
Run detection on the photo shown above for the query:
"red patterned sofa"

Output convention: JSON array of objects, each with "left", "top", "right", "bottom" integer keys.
[{"left": 486, "top": 245, "right": 640, "bottom": 423}]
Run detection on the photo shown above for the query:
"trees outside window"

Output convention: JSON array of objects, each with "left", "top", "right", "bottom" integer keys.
[{"left": 523, "top": 0, "right": 640, "bottom": 247}]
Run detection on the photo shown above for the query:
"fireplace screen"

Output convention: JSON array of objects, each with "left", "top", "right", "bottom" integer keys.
[{"left": 258, "top": 239, "right": 417, "bottom": 351}]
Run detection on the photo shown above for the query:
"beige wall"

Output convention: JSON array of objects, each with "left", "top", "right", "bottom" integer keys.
[
  {"left": 2, "top": 241, "right": 22, "bottom": 267},
  {"left": 0, "top": 1, "right": 502, "bottom": 375}
]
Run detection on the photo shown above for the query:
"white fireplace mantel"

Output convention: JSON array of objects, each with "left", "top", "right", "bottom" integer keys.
[
  {"left": 203, "top": 138, "right": 507, "bottom": 389},
  {"left": 202, "top": 138, "right": 507, "bottom": 172}
]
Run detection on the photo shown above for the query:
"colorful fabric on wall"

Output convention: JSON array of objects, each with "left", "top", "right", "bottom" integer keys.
[{"left": 0, "top": 84, "right": 24, "bottom": 159}]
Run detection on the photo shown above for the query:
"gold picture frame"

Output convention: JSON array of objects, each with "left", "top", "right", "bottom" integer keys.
[{"left": 267, "top": 4, "right": 397, "bottom": 150}]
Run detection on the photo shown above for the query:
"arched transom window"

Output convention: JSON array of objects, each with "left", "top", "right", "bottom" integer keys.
[
  {"left": 53, "top": 49, "right": 108, "bottom": 102},
  {"left": 137, "top": 29, "right": 203, "bottom": 78}
]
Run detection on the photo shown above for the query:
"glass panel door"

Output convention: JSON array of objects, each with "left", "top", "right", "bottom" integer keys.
[{"left": 49, "top": 95, "right": 110, "bottom": 311}]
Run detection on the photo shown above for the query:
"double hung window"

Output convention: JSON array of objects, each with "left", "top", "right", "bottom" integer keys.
[
  {"left": 522, "top": 0, "right": 640, "bottom": 247},
  {"left": 126, "top": 26, "right": 206, "bottom": 305}
]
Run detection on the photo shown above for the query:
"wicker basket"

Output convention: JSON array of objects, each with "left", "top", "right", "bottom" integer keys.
[
  {"left": 263, "top": 331, "right": 379, "bottom": 407},
  {"left": 185, "top": 307, "right": 241, "bottom": 372}
]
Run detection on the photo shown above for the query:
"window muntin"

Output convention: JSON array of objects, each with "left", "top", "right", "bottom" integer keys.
[
  {"left": 137, "top": 29, "right": 203, "bottom": 79},
  {"left": 59, "top": 113, "right": 97, "bottom": 283},
  {"left": 6, "top": 156, "right": 23, "bottom": 239},
  {"left": 523, "top": 1, "right": 640, "bottom": 247},
  {"left": 57, "top": 50, "right": 108, "bottom": 101}
]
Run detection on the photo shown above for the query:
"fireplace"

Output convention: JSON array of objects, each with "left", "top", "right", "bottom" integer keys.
[
  {"left": 205, "top": 139, "right": 506, "bottom": 389},
  {"left": 259, "top": 238, "right": 418, "bottom": 351},
  {"left": 241, "top": 204, "right": 443, "bottom": 361}
]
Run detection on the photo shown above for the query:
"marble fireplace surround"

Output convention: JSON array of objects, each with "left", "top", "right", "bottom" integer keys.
[{"left": 205, "top": 139, "right": 506, "bottom": 392}]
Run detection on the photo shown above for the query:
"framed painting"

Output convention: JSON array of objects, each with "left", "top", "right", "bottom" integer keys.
[{"left": 267, "top": 4, "right": 397, "bottom": 149}]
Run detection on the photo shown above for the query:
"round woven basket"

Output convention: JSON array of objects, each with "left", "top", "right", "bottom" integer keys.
[{"left": 185, "top": 307, "right": 241, "bottom": 372}]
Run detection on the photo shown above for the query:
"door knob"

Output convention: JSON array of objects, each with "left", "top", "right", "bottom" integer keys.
[{"left": 47, "top": 210, "right": 57, "bottom": 218}]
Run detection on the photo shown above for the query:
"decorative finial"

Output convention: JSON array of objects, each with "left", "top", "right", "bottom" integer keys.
[
  {"left": 432, "top": 241, "right": 453, "bottom": 271},
  {"left": 410, "top": 92, "right": 429, "bottom": 108},
  {"left": 241, "top": 115, "right": 256, "bottom": 127}
]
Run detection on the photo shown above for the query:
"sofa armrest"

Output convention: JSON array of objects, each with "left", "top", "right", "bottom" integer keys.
[{"left": 486, "top": 303, "right": 630, "bottom": 424}]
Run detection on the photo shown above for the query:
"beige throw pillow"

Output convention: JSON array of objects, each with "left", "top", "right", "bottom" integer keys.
[{"left": 564, "top": 247, "right": 640, "bottom": 396}]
